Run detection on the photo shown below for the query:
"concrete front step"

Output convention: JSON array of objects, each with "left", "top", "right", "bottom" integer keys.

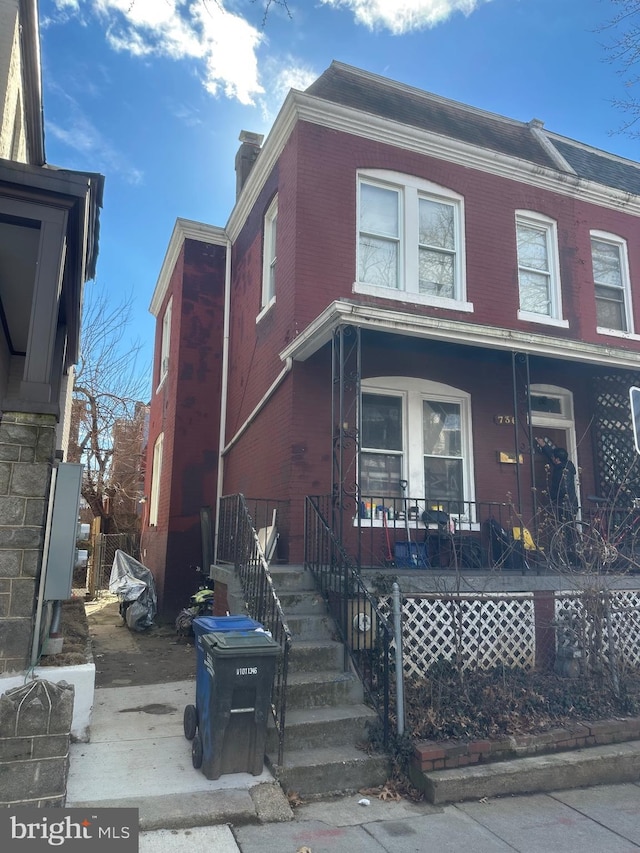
[
  {"left": 285, "top": 614, "right": 335, "bottom": 641},
  {"left": 268, "top": 566, "right": 315, "bottom": 592},
  {"left": 266, "top": 744, "right": 391, "bottom": 799},
  {"left": 287, "top": 639, "right": 344, "bottom": 673},
  {"left": 419, "top": 739, "right": 640, "bottom": 804},
  {"left": 266, "top": 704, "right": 378, "bottom": 752},
  {"left": 276, "top": 590, "right": 326, "bottom": 616},
  {"left": 285, "top": 669, "right": 364, "bottom": 709}
]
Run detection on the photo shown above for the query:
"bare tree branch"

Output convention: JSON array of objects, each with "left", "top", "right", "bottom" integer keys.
[{"left": 71, "top": 293, "right": 149, "bottom": 532}]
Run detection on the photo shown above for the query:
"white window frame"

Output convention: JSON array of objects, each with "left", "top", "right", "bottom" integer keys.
[
  {"left": 360, "top": 377, "right": 476, "bottom": 519},
  {"left": 148, "top": 432, "right": 164, "bottom": 527},
  {"left": 158, "top": 296, "right": 172, "bottom": 390},
  {"left": 516, "top": 211, "right": 568, "bottom": 328},
  {"left": 355, "top": 170, "right": 472, "bottom": 312},
  {"left": 591, "top": 230, "right": 636, "bottom": 338},
  {"left": 258, "top": 195, "right": 278, "bottom": 320}
]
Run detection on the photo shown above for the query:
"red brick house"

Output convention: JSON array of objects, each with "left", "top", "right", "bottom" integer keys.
[{"left": 143, "top": 62, "right": 640, "bottom": 615}]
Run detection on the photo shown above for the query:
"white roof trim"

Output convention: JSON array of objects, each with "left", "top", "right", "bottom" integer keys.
[
  {"left": 226, "top": 88, "right": 640, "bottom": 246},
  {"left": 149, "top": 218, "right": 227, "bottom": 316},
  {"left": 279, "top": 300, "right": 640, "bottom": 370}
]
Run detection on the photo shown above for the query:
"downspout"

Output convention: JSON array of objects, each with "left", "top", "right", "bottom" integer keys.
[{"left": 214, "top": 239, "right": 233, "bottom": 566}]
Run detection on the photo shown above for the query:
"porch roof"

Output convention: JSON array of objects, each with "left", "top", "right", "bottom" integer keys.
[{"left": 279, "top": 299, "right": 640, "bottom": 370}]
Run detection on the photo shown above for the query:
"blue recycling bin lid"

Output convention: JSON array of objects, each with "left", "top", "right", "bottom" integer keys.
[{"left": 193, "top": 615, "right": 262, "bottom": 639}]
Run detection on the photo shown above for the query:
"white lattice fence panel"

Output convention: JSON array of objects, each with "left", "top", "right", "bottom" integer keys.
[
  {"left": 388, "top": 594, "right": 536, "bottom": 676},
  {"left": 555, "top": 590, "right": 640, "bottom": 670}
]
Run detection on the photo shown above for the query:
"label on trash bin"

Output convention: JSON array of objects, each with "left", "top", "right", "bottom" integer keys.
[{"left": 236, "top": 666, "right": 258, "bottom": 676}]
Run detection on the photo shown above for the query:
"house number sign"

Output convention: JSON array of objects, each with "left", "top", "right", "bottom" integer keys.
[{"left": 494, "top": 415, "right": 516, "bottom": 425}]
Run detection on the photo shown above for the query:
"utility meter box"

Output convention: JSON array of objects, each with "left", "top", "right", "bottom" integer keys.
[{"left": 44, "top": 463, "right": 83, "bottom": 600}]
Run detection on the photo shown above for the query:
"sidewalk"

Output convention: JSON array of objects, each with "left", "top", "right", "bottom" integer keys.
[{"left": 231, "top": 784, "right": 640, "bottom": 852}]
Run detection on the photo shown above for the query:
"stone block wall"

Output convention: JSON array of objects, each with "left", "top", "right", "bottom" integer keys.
[
  {"left": 0, "top": 679, "right": 74, "bottom": 806},
  {"left": 0, "top": 412, "right": 55, "bottom": 673}
]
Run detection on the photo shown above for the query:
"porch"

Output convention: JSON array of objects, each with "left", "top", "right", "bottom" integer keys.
[{"left": 210, "top": 493, "right": 640, "bottom": 797}]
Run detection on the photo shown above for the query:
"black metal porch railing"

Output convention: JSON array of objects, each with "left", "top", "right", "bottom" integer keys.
[
  {"left": 354, "top": 496, "right": 545, "bottom": 574},
  {"left": 305, "top": 495, "right": 395, "bottom": 748},
  {"left": 216, "top": 494, "right": 292, "bottom": 764}
]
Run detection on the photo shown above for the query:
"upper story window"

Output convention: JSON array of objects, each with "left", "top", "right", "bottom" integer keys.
[
  {"left": 590, "top": 231, "right": 633, "bottom": 335},
  {"left": 516, "top": 211, "right": 567, "bottom": 327},
  {"left": 158, "top": 296, "right": 172, "bottom": 388},
  {"left": 356, "top": 171, "right": 471, "bottom": 311},
  {"left": 260, "top": 195, "right": 278, "bottom": 313}
]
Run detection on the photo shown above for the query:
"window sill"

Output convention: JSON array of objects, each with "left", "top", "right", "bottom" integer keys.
[
  {"left": 596, "top": 326, "right": 640, "bottom": 341},
  {"left": 256, "top": 297, "right": 276, "bottom": 324},
  {"left": 155, "top": 374, "right": 167, "bottom": 395},
  {"left": 353, "top": 282, "right": 473, "bottom": 313},
  {"left": 517, "top": 310, "right": 569, "bottom": 329}
]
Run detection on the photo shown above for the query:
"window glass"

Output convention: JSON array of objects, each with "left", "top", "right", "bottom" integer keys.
[
  {"left": 361, "top": 393, "right": 403, "bottom": 497},
  {"left": 359, "top": 183, "right": 400, "bottom": 289},
  {"left": 159, "top": 297, "right": 172, "bottom": 385},
  {"left": 423, "top": 400, "right": 463, "bottom": 510},
  {"left": 592, "top": 237, "right": 626, "bottom": 331},
  {"left": 418, "top": 199, "right": 455, "bottom": 297},
  {"left": 261, "top": 197, "right": 278, "bottom": 308},
  {"left": 517, "top": 221, "right": 552, "bottom": 316},
  {"left": 149, "top": 433, "right": 164, "bottom": 527}
]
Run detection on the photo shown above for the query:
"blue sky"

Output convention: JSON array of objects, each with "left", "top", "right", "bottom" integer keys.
[{"left": 38, "top": 0, "right": 638, "bottom": 393}]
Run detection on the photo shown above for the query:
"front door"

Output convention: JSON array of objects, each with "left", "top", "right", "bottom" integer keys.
[{"left": 532, "top": 426, "right": 571, "bottom": 511}]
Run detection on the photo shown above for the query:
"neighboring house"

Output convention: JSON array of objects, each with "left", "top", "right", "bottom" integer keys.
[
  {"left": 0, "top": 0, "right": 103, "bottom": 674},
  {"left": 144, "top": 61, "right": 640, "bottom": 615},
  {"left": 108, "top": 401, "right": 149, "bottom": 532}
]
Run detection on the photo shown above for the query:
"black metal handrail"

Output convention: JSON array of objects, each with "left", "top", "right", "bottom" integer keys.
[
  {"left": 217, "top": 494, "right": 292, "bottom": 764},
  {"left": 305, "top": 495, "right": 395, "bottom": 748}
]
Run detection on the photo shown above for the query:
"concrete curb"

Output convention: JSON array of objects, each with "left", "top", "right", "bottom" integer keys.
[
  {"left": 421, "top": 739, "right": 640, "bottom": 804},
  {"left": 69, "top": 790, "right": 258, "bottom": 831}
]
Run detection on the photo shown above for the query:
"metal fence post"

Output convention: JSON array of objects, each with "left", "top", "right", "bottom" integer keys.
[{"left": 393, "top": 582, "right": 405, "bottom": 736}]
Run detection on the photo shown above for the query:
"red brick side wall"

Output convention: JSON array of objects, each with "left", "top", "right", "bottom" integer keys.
[{"left": 143, "top": 239, "right": 227, "bottom": 616}]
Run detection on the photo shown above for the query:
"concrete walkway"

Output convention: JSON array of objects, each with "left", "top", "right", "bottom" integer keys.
[{"left": 66, "top": 680, "right": 288, "bottom": 828}]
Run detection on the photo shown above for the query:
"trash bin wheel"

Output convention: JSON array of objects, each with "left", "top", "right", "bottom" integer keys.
[
  {"left": 183, "top": 704, "right": 198, "bottom": 740},
  {"left": 191, "top": 732, "right": 203, "bottom": 769}
]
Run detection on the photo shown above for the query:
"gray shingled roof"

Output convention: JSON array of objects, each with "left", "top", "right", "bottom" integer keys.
[
  {"left": 305, "top": 62, "right": 640, "bottom": 197},
  {"left": 551, "top": 137, "right": 640, "bottom": 196}
]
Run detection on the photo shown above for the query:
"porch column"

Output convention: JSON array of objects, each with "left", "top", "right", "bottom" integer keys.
[
  {"left": 511, "top": 351, "right": 535, "bottom": 517},
  {"left": 331, "top": 324, "right": 361, "bottom": 545}
]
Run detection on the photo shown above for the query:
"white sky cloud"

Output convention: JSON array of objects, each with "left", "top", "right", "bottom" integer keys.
[
  {"left": 320, "top": 0, "right": 492, "bottom": 34},
  {"left": 52, "top": 0, "right": 264, "bottom": 105},
  {"left": 257, "top": 58, "right": 318, "bottom": 123}
]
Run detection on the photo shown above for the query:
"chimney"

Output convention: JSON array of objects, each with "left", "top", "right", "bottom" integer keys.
[{"left": 235, "top": 130, "right": 264, "bottom": 198}]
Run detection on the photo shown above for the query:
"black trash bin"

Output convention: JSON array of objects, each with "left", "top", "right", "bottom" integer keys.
[
  {"left": 193, "top": 630, "right": 280, "bottom": 779},
  {"left": 183, "top": 615, "right": 262, "bottom": 742}
]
